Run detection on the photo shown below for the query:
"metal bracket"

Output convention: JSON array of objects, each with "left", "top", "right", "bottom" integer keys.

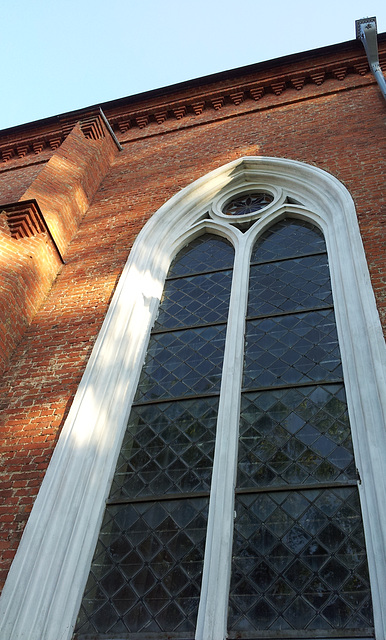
[{"left": 355, "top": 16, "right": 386, "bottom": 101}]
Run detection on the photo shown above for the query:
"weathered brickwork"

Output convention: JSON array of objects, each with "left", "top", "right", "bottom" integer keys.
[
  {"left": 0, "top": 116, "right": 119, "bottom": 378},
  {"left": 0, "top": 38, "right": 384, "bottom": 592},
  {"left": 0, "top": 163, "right": 48, "bottom": 204}
]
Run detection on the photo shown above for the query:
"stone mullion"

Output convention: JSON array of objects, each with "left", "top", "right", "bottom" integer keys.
[{"left": 196, "top": 234, "right": 249, "bottom": 640}]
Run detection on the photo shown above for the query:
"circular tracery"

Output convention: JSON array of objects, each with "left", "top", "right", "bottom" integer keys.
[{"left": 223, "top": 191, "right": 274, "bottom": 216}]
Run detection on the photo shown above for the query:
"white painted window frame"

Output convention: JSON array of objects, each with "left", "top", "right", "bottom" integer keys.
[{"left": 0, "top": 157, "right": 385, "bottom": 640}]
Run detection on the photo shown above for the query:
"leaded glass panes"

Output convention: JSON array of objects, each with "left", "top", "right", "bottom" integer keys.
[
  {"left": 229, "top": 218, "right": 373, "bottom": 636},
  {"left": 229, "top": 488, "right": 372, "bottom": 635},
  {"left": 75, "top": 234, "right": 234, "bottom": 637},
  {"left": 248, "top": 254, "right": 332, "bottom": 317},
  {"left": 243, "top": 310, "right": 343, "bottom": 389},
  {"left": 110, "top": 397, "right": 219, "bottom": 500},
  {"left": 167, "top": 235, "right": 234, "bottom": 277},
  {"left": 75, "top": 215, "right": 374, "bottom": 640},
  {"left": 251, "top": 218, "right": 326, "bottom": 263},
  {"left": 154, "top": 270, "right": 233, "bottom": 330},
  {"left": 238, "top": 385, "right": 355, "bottom": 489},
  {"left": 76, "top": 498, "right": 208, "bottom": 635},
  {"left": 135, "top": 325, "right": 227, "bottom": 401}
]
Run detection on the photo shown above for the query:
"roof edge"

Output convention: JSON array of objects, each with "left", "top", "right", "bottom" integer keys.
[{"left": 2, "top": 33, "right": 384, "bottom": 137}]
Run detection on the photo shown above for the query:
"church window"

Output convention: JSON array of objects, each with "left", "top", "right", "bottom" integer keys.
[
  {"left": 75, "top": 217, "right": 373, "bottom": 638},
  {"left": 2, "top": 158, "right": 384, "bottom": 640}
]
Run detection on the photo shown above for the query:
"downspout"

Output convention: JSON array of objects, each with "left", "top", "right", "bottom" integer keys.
[{"left": 355, "top": 17, "right": 386, "bottom": 101}]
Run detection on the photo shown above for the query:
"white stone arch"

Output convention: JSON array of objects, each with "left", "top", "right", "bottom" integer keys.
[{"left": 0, "top": 157, "right": 385, "bottom": 640}]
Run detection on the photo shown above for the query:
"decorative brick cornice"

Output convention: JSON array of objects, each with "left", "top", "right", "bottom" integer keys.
[
  {"left": 32, "top": 141, "right": 45, "bottom": 154},
  {"left": 1, "top": 200, "right": 46, "bottom": 239},
  {"left": 291, "top": 76, "right": 306, "bottom": 90},
  {"left": 211, "top": 96, "right": 224, "bottom": 110},
  {"left": 173, "top": 105, "right": 187, "bottom": 119},
  {"left": 136, "top": 115, "right": 149, "bottom": 128},
  {"left": 16, "top": 145, "right": 29, "bottom": 159},
  {"left": 154, "top": 111, "right": 167, "bottom": 124},
  {"left": 49, "top": 137, "right": 63, "bottom": 151},
  {"left": 230, "top": 91, "right": 244, "bottom": 105},
  {"left": 108, "top": 54, "right": 380, "bottom": 137},
  {"left": 0, "top": 111, "right": 119, "bottom": 168},
  {"left": 250, "top": 86, "right": 265, "bottom": 101},
  {"left": 0, "top": 200, "right": 64, "bottom": 260},
  {"left": 2, "top": 149, "right": 14, "bottom": 162},
  {"left": 0, "top": 50, "right": 383, "bottom": 163},
  {"left": 79, "top": 114, "right": 105, "bottom": 140},
  {"left": 117, "top": 119, "right": 131, "bottom": 133},
  {"left": 310, "top": 71, "right": 326, "bottom": 85},
  {"left": 354, "top": 62, "right": 369, "bottom": 75},
  {"left": 192, "top": 101, "right": 205, "bottom": 115},
  {"left": 332, "top": 67, "right": 347, "bottom": 80}
]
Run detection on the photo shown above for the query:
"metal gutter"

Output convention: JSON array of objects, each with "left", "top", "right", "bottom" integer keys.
[{"left": 99, "top": 108, "right": 122, "bottom": 151}]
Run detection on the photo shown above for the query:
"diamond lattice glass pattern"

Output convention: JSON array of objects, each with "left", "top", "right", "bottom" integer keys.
[
  {"left": 167, "top": 235, "right": 234, "bottom": 277},
  {"left": 248, "top": 254, "right": 332, "bottom": 317},
  {"left": 110, "top": 397, "right": 219, "bottom": 500},
  {"left": 238, "top": 385, "right": 355, "bottom": 488},
  {"left": 135, "top": 325, "right": 227, "bottom": 402},
  {"left": 251, "top": 218, "right": 326, "bottom": 263},
  {"left": 243, "top": 310, "right": 342, "bottom": 389},
  {"left": 230, "top": 218, "right": 373, "bottom": 636},
  {"left": 76, "top": 234, "right": 234, "bottom": 637},
  {"left": 228, "top": 488, "right": 372, "bottom": 634},
  {"left": 154, "top": 270, "right": 233, "bottom": 331},
  {"left": 76, "top": 498, "right": 208, "bottom": 636}
]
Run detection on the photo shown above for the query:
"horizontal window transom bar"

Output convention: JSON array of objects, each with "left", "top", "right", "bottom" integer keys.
[
  {"left": 151, "top": 319, "right": 227, "bottom": 335},
  {"left": 132, "top": 390, "right": 221, "bottom": 406},
  {"left": 241, "top": 378, "right": 344, "bottom": 395},
  {"left": 250, "top": 249, "right": 327, "bottom": 268},
  {"left": 227, "top": 630, "right": 374, "bottom": 639},
  {"left": 235, "top": 480, "right": 358, "bottom": 496},
  {"left": 165, "top": 265, "right": 233, "bottom": 280},
  {"left": 246, "top": 304, "right": 334, "bottom": 322},
  {"left": 75, "top": 632, "right": 196, "bottom": 640},
  {"left": 131, "top": 379, "right": 345, "bottom": 407},
  {"left": 106, "top": 489, "right": 211, "bottom": 506}
]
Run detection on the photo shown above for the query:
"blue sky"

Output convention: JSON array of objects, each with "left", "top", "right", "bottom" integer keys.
[{"left": 2, "top": 0, "right": 386, "bottom": 130}]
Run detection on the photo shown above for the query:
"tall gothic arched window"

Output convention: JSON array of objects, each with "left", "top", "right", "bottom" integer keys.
[
  {"left": 2, "top": 159, "right": 385, "bottom": 640},
  {"left": 75, "top": 214, "right": 373, "bottom": 638}
]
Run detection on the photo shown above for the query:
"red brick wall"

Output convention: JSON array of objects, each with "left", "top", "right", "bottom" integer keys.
[
  {"left": 0, "top": 117, "right": 119, "bottom": 378},
  {"left": 0, "top": 224, "right": 62, "bottom": 378},
  {"left": 0, "top": 163, "right": 47, "bottom": 203},
  {"left": 0, "top": 53, "right": 384, "bottom": 592}
]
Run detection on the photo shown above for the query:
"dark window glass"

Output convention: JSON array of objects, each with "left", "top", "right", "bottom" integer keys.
[
  {"left": 238, "top": 385, "right": 356, "bottom": 489},
  {"left": 251, "top": 218, "right": 326, "bottom": 263},
  {"left": 229, "top": 219, "right": 373, "bottom": 636},
  {"left": 248, "top": 254, "right": 332, "bottom": 317},
  {"left": 77, "top": 498, "right": 208, "bottom": 636},
  {"left": 229, "top": 488, "right": 372, "bottom": 635},
  {"left": 167, "top": 235, "right": 234, "bottom": 277},
  {"left": 243, "top": 310, "right": 343, "bottom": 389},
  {"left": 110, "top": 397, "right": 219, "bottom": 501},
  {"left": 75, "top": 235, "right": 234, "bottom": 637},
  {"left": 135, "top": 325, "right": 227, "bottom": 402},
  {"left": 223, "top": 192, "right": 274, "bottom": 216},
  {"left": 154, "top": 270, "right": 233, "bottom": 330}
]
